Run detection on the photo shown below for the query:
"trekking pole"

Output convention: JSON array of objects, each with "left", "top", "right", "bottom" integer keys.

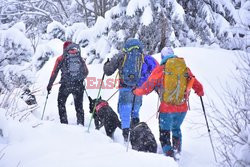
[
  {"left": 156, "top": 96, "right": 160, "bottom": 119},
  {"left": 84, "top": 89, "right": 89, "bottom": 102},
  {"left": 107, "top": 89, "right": 119, "bottom": 102},
  {"left": 41, "top": 92, "right": 49, "bottom": 120},
  {"left": 87, "top": 73, "right": 105, "bottom": 132},
  {"left": 126, "top": 94, "right": 136, "bottom": 152},
  {"left": 200, "top": 96, "right": 217, "bottom": 163},
  {"left": 187, "top": 99, "right": 191, "bottom": 110},
  {"left": 83, "top": 81, "right": 89, "bottom": 99},
  {"left": 146, "top": 112, "right": 158, "bottom": 123}
]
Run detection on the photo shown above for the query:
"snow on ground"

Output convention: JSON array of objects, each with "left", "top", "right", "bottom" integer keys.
[{"left": 0, "top": 46, "right": 241, "bottom": 167}]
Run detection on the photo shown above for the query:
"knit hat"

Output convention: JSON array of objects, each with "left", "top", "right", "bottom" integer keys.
[
  {"left": 63, "top": 41, "right": 72, "bottom": 50},
  {"left": 161, "top": 47, "right": 174, "bottom": 59}
]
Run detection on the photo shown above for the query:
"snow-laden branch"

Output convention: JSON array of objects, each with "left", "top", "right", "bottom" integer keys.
[{"left": 22, "top": 3, "right": 53, "bottom": 19}]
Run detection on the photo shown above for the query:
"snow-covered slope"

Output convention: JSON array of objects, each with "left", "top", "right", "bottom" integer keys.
[{"left": 0, "top": 46, "right": 241, "bottom": 167}]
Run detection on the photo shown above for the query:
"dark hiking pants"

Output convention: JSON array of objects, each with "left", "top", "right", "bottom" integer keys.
[{"left": 58, "top": 81, "right": 85, "bottom": 125}]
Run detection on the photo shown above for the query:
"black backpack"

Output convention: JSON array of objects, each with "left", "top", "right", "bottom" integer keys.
[{"left": 61, "top": 43, "right": 85, "bottom": 83}]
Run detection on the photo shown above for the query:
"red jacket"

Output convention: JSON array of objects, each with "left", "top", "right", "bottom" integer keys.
[{"left": 133, "top": 65, "right": 204, "bottom": 113}]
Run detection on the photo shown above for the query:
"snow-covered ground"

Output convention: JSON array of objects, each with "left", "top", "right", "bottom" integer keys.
[{"left": 0, "top": 46, "right": 241, "bottom": 167}]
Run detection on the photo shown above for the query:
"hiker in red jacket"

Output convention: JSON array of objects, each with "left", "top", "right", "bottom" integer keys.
[
  {"left": 47, "top": 41, "right": 88, "bottom": 125},
  {"left": 133, "top": 47, "right": 204, "bottom": 158}
]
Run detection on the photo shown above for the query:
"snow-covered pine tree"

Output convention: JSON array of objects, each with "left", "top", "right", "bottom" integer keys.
[
  {"left": 175, "top": 0, "right": 249, "bottom": 50},
  {"left": 105, "top": 0, "right": 171, "bottom": 55},
  {"left": 0, "top": 22, "right": 34, "bottom": 91},
  {"left": 2, "top": 0, "right": 248, "bottom": 55},
  {"left": 47, "top": 21, "right": 66, "bottom": 41}
]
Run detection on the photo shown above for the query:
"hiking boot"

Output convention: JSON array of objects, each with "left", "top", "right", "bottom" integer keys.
[
  {"left": 159, "top": 130, "right": 171, "bottom": 148},
  {"left": 130, "top": 118, "right": 140, "bottom": 128},
  {"left": 77, "top": 119, "right": 84, "bottom": 126},
  {"left": 122, "top": 128, "right": 130, "bottom": 142},
  {"left": 60, "top": 115, "right": 68, "bottom": 124},
  {"left": 59, "top": 106, "right": 68, "bottom": 124},
  {"left": 76, "top": 112, "right": 84, "bottom": 126},
  {"left": 166, "top": 149, "right": 174, "bottom": 158},
  {"left": 172, "top": 136, "right": 181, "bottom": 153}
]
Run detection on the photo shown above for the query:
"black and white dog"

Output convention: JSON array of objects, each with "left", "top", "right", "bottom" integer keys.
[
  {"left": 130, "top": 122, "right": 157, "bottom": 153},
  {"left": 88, "top": 96, "right": 121, "bottom": 138}
]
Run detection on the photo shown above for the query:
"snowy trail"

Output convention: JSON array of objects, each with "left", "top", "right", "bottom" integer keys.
[{"left": 0, "top": 47, "right": 240, "bottom": 167}]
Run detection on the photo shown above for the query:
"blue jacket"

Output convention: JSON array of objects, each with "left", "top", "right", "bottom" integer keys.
[{"left": 138, "top": 55, "right": 158, "bottom": 87}]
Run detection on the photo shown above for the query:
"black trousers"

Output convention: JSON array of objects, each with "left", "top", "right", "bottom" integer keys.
[{"left": 57, "top": 82, "right": 85, "bottom": 125}]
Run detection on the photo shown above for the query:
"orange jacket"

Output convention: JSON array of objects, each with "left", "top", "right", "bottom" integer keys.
[{"left": 133, "top": 65, "right": 204, "bottom": 113}]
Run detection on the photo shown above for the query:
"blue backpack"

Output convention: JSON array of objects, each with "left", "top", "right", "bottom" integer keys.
[{"left": 120, "top": 39, "right": 144, "bottom": 87}]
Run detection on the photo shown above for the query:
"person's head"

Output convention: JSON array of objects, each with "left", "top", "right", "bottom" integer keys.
[
  {"left": 161, "top": 47, "right": 174, "bottom": 60},
  {"left": 63, "top": 41, "right": 79, "bottom": 55}
]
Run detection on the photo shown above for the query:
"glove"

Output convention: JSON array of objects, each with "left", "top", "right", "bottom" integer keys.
[
  {"left": 47, "top": 85, "right": 52, "bottom": 94},
  {"left": 131, "top": 86, "right": 137, "bottom": 93},
  {"left": 196, "top": 90, "right": 204, "bottom": 97},
  {"left": 133, "top": 88, "right": 143, "bottom": 96}
]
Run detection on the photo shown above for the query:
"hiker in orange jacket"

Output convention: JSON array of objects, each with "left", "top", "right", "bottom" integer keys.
[{"left": 133, "top": 47, "right": 204, "bottom": 158}]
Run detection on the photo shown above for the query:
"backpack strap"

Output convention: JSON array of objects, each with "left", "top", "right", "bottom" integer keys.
[
  {"left": 122, "top": 45, "right": 140, "bottom": 53},
  {"left": 120, "top": 52, "right": 144, "bottom": 69},
  {"left": 122, "top": 54, "right": 127, "bottom": 67},
  {"left": 137, "top": 53, "right": 144, "bottom": 79}
]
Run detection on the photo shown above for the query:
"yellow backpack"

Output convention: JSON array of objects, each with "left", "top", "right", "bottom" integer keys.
[{"left": 163, "top": 57, "right": 188, "bottom": 105}]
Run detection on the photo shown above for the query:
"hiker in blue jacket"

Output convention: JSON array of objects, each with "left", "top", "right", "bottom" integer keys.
[{"left": 103, "top": 38, "right": 158, "bottom": 141}]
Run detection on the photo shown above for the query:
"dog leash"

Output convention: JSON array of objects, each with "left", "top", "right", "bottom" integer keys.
[
  {"left": 145, "top": 112, "right": 158, "bottom": 123},
  {"left": 106, "top": 89, "right": 119, "bottom": 102}
]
